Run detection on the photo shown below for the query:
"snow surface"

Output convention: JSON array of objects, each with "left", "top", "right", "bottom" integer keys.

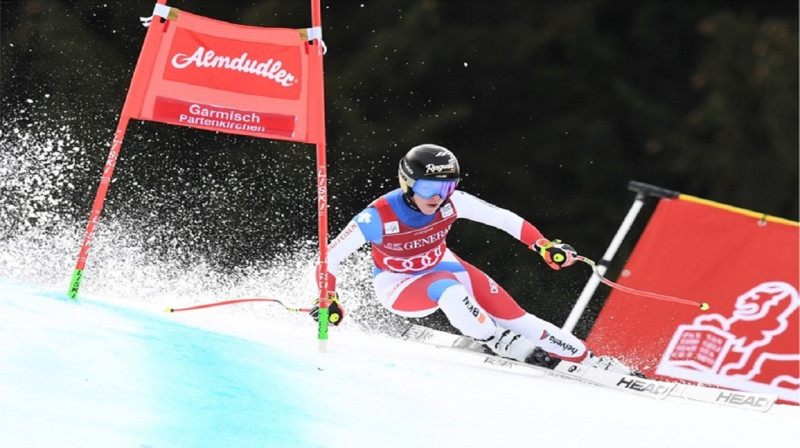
[{"left": 1, "top": 279, "right": 797, "bottom": 448}]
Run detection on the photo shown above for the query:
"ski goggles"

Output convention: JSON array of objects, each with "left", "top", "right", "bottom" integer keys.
[{"left": 411, "top": 178, "right": 458, "bottom": 199}]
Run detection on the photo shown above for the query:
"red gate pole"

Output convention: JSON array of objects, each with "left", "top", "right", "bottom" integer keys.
[
  {"left": 67, "top": 0, "right": 169, "bottom": 300},
  {"left": 309, "top": 0, "right": 331, "bottom": 350},
  {"left": 311, "top": 0, "right": 330, "bottom": 349},
  {"left": 67, "top": 117, "right": 130, "bottom": 300}
]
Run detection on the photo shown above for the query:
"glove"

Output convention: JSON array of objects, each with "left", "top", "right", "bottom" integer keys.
[
  {"left": 309, "top": 292, "right": 345, "bottom": 326},
  {"left": 533, "top": 238, "right": 577, "bottom": 270}
]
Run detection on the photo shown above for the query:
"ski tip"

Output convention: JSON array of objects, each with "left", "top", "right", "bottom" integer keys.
[
  {"left": 700, "top": 302, "right": 710, "bottom": 311},
  {"left": 165, "top": 307, "right": 174, "bottom": 313}
]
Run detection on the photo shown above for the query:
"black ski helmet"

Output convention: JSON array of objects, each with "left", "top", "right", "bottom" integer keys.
[{"left": 398, "top": 144, "right": 460, "bottom": 197}]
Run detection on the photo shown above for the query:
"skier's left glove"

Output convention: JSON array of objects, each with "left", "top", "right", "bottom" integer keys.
[
  {"left": 309, "top": 292, "right": 345, "bottom": 326},
  {"left": 533, "top": 238, "right": 577, "bottom": 270}
]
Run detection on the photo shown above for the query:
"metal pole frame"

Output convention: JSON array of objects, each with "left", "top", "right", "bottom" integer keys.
[{"left": 561, "top": 181, "right": 680, "bottom": 334}]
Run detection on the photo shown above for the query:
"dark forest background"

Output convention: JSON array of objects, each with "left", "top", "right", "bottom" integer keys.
[{"left": 2, "top": 0, "right": 797, "bottom": 336}]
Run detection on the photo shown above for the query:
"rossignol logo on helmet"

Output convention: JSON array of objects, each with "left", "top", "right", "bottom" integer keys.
[{"left": 425, "top": 162, "right": 457, "bottom": 175}]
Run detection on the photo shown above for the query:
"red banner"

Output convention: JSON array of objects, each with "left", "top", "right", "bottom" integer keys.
[
  {"left": 587, "top": 197, "right": 799, "bottom": 404},
  {"left": 122, "top": 7, "right": 325, "bottom": 144}
]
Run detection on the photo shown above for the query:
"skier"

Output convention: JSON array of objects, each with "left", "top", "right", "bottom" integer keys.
[{"left": 311, "top": 143, "right": 634, "bottom": 373}]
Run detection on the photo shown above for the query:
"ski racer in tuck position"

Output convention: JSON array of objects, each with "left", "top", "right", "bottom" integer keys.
[{"left": 311, "top": 143, "right": 634, "bottom": 374}]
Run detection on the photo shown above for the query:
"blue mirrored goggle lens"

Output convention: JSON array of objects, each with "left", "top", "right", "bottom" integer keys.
[{"left": 412, "top": 179, "right": 458, "bottom": 199}]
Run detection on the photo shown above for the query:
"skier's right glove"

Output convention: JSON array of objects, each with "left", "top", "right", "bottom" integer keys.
[
  {"left": 533, "top": 238, "right": 577, "bottom": 270},
  {"left": 309, "top": 292, "right": 345, "bottom": 326}
]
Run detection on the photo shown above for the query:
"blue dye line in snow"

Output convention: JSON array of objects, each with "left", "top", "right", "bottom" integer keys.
[{"left": 0, "top": 280, "right": 321, "bottom": 448}]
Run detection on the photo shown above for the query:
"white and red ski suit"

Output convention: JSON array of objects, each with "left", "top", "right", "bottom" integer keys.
[{"left": 324, "top": 188, "right": 589, "bottom": 362}]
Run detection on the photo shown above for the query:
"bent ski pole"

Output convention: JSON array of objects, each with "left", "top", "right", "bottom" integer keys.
[
  {"left": 166, "top": 298, "right": 312, "bottom": 313},
  {"left": 577, "top": 256, "right": 710, "bottom": 310}
]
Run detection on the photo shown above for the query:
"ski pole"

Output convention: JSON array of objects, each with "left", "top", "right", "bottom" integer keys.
[
  {"left": 577, "top": 256, "right": 710, "bottom": 311},
  {"left": 166, "top": 298, "right": 312, "bottom": 313}
]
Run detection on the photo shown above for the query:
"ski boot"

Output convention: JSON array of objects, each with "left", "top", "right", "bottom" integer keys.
[
  {"left": 481, "top": 328, "right": 539, "bottom": 362},
  {"left": 582, "top": 351, "right": 646, "bottom": 378}
]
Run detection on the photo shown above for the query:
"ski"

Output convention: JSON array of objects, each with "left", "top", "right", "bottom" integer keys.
[{"left": 400, "top": 324, "right": 777, "bottom": 412}]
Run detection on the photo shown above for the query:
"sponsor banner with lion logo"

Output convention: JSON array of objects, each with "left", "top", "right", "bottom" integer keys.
[{"left": 587, "top": 196, "right": 799, "bottom": 405}]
